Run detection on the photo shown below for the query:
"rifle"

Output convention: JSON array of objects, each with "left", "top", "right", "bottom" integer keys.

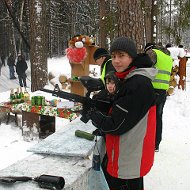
[
  {"left": 41, "top": 76, "right": 111, "bottom": 123},
  {"left": 0, "top": 174, "right": 65, "bottom": 190}
]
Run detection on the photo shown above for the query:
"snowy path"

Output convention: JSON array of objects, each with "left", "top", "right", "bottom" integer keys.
[{"left": 0, "top": 62, "right": 31, "bottom": 93}]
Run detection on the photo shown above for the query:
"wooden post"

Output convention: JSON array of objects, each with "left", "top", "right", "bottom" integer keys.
[
  {"left": 70, "top": 45, "right": 98, "bottom": 96},
  {"left": 178, "top": 57, "right": 187, "bottom": 90},
  {"left": 22, "top": 111, "right": 55, "bottom": 139}
]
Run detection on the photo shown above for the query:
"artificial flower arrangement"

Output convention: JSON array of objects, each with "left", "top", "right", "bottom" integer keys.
[{"left": 66, "top": 35, "right": 94, "bottom": 63}]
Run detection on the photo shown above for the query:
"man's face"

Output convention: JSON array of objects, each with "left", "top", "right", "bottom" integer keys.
[
  {"left": 95, "top": 57, "right": 105, "bottom": 66},
  {"left": 111, "top": 51, "right": 133, "bottom": 72}
]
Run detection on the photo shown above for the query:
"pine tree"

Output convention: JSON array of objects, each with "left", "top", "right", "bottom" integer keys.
[
  {"left": 116, "top": 0, "right": 144, "bottom": 51},
  {"left": 29, "top": 0, "right": 48, "bottom": 91}
]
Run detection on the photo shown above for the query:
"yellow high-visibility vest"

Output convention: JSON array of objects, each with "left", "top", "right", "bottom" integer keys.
[
  {"left": 101, "top": 58, "right": 112, "bottom": 82},
  {"left": 152, "top": 49, "right": 173, "bottom": 90}
]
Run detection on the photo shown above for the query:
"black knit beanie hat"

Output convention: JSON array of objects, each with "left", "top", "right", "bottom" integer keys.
[
  {"left": 93, "top": 48, "right": 109, "bottom": 61},
  {"left": 144, "top": 42, "right": 156, "bottom": 52},
  {"left": 110, "top": 37, "right": 137, "bottom": 58},
  {"left": 165, "top": 43, "right": 172, "bottom": 48}
]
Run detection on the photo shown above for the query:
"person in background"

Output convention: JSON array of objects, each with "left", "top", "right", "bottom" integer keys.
[
  {"left": 1, "top": 55, "right": 5, "bottom": 66},
  {"left": 87, "top": 37, "right": 157, "bottom": 190},
  {"left": 16, "top": 54, "right": 28, "bottom": 87},
  {"left": 0, "top": 56, "right": 2, "bottom": 76},
  {"left": 166, "top": 43, "right": 185, "bottom": 68},
  {"left": 144, "top": 43, "right": 173, "bottom": 152},
  {"left": 93, "top": 48, "right": 115, "bottom": 82},
  {"left": 157, "top": 42, "right": 171, "bottom": 55},
  {"left": 105, "top": 72, "right": 118, "bottom": 95},
  {"left": 7, "top": 54, "right": 16, "bottom": 79},
  {"left": 93, "top": 71, "right": 119, "bottom": 103},
  {"left": 92, "top": 71, "right": 120, "bottom": 166}
]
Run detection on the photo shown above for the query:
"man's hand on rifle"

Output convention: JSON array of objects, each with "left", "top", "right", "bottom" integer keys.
[
  {"left": 80, "top": 97, "right": 97, "bottom": 123},
  {"left": 86, "top": 107, "right": 96, "bottom": 120},
  {"left": 81, "top": 106, "right": 105, "bottom": 132}
]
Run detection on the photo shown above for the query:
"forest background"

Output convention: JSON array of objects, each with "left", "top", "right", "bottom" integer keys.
[{"left": 0, "top": 0, "right": 190, "bottom": 91}]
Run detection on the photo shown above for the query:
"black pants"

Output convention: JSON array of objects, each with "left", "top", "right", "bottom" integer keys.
[
  {"left": 155, "top": 89, "right": 167, "bottom": 148},
  {"left": 102, "top": 164, "right": 144, "bottom": 190},
  {"left": 18, "top": 73, "right": 27, "bottom": 87}
]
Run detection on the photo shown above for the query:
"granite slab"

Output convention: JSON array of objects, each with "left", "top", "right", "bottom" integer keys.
[
  {"left": 0, "top": 154, "right": 91, "bottom": 190},
  {"left": 27, "top": 117, "right": 99, "bottom": 158}
]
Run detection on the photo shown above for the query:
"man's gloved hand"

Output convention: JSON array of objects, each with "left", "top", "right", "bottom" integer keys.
[
  {"left": 80, "top": 106, "right": 97, "bottom": 123},
  {"left": 92, "top": 129, "right": 104, "bottom": 136},
  {"left": 89, "top": 110, "right": 105, "bottom": 130},
  {"left": 85, "top": 107, "right": 96, "bottom": 121},
  {"left": 80, "top": 98, "right": 96, "bottom": 123}
]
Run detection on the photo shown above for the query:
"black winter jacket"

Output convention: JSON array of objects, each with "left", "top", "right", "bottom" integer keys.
[
  {"left": 7, "top": 56, "right": 15, "bottom": 67},
  {"left": 16, "top": 60, "right": 28, "bottom": 76},
  {"left": 90, "top": 53, "right": 157, "bottom": 135}
]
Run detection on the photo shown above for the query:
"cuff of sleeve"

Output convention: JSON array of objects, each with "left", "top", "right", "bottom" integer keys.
[{"left": 91, "top": 111, "right": 104, "bottom": 129}]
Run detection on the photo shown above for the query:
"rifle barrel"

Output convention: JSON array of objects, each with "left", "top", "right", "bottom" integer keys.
[
  {"left": 41, "top": 88, "right": 85, "bottom": 103},
  {"left": 41, "top": 88, "right": 111, "bottom": 114}
]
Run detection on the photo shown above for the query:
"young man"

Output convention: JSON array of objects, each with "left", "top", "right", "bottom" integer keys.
[
  {"left": 145, "top": 43, "right": 173, "bottom": 151},
  {"left": 93, "top": 48, "right": 115, "bottom": 82},
  {"left": 87, "top": 37, "right": 157, "bottom": 190}
]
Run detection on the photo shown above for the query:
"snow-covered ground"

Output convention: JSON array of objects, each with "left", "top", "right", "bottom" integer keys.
[{"left": 0, "top": 56, "right": 190, "bottom": 190}]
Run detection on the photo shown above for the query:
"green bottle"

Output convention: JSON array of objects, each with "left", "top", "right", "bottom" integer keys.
[
  {"left": 31, "top": 96, "right": 36, "bottom": 106},
  {"left": 20, "top": 87, "right": 24, "bottom": 103},
  {"left": 10, "top": 89, "right": 15, "bottom": 102}
]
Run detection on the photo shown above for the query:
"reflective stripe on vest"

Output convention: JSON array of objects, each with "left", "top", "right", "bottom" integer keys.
[
  {"left": 152, "top": 49, "right": 173, "bottom": 90},
  {"left": 101, "top": 58, "right": 112, "bottom": 82}
]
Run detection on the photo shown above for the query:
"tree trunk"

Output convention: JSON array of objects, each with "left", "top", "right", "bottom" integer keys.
[
  {"left": 99, "top": 0, "right": 106, "bottom": 48},
  {"left": 116, "top": 0, "right": 144, "bottom": 52},
  {"left": 6, "top": 0, "right": 17, "bottom": 57},
  {"left": 144, "top": 0, "right": 153, "bottom": 43},
  {"left": 18, "top": 0, "right": 25, "bottom": 54},
  {"left": 29, "top": 0, "right": 48, "bottom": 92}
]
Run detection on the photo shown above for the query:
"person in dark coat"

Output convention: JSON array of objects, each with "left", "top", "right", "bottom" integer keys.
[
  {"left": 144, "top": 43, "right": 173, "bottom": 152},
  {"left": 86, "top": 37, "right": 157, "bottom": 190},
  {"left": 7, "top": 54, "right": 16, "bottom": 79},
  {"left": 0, "top": 57, "right": 2, "bottom": 76},
  {"left": 91, "top": 71, "right": 120, "bottom": 178},
  {"left": 16, "top": 55, "right": 28, "bottom": 87},
  {"left": 1, "top": 55, "right": 5, "bottom": 66},
  {"left": 93, "top": 48, "right": 116, "bottom": 82}
]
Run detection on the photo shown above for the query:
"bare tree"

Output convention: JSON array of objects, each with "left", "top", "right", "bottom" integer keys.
[
  {"left": 4, "top": 0, "right": 17, "bottom": 57},
  {"left": 99, "top": 0, "right": 106, "bottom": 48},
  {"left": 29, "top": 0, "right": 48, "bottom": 91},
  {"left": 18, "top": 0, "right": 25, "bottom": 54},
  {"left": 143, "top": 0, "right": 154, "bottom": 43}
]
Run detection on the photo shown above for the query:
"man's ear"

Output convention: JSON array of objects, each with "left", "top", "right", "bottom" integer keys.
[
  {"left": 146, "top": 50, "right": 157, "bottom": 65},
  {"left": 101, "top": 56, "right": 106, "bottom": 61}
]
